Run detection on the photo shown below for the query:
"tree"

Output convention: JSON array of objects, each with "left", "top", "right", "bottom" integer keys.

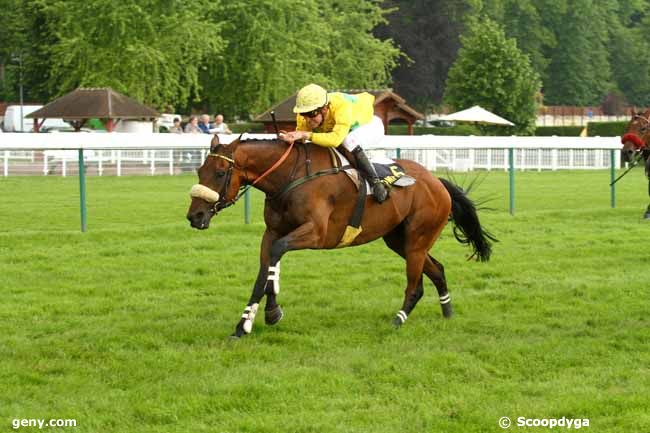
[
  {"left": 608, "top": 0, "right": 650, "bottom": 106},
  {"left": 476, "top": 0, "right": 557, "bottom": 85},
  {"left": 444, "top": 17, "right": 540, "bottom": 134},
  {"left": 542, "top": 0, "right": 614, "bottom": 105},
  {"left": 200, "top": 0, "right": 401, "bottom": 118},
  {"left": 374, "top": 0, "right": 471, "bottom": 111},
  {"left": 42, "top": 0, "right": 222, "bottom": 110}
]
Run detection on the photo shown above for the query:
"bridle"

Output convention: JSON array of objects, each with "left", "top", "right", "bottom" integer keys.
[
  {"left": 193, "top": 141, "right": 296, "bottom": 214},
  {"left": 622, "top": 114, "right": 650, "bottom": 150},
  {"left": 207, "top": 153, "right": 248, "bottom": 213}
]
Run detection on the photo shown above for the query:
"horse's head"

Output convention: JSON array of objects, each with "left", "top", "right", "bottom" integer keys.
[
  {"left": 186, "top": 135, "right": 245, "bottom": 230},
  {"left": 621, "top": 109, "right": 650, "bottom": 162}
]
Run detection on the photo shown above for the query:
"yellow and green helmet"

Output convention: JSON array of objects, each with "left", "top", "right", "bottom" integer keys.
[{"left": 293, "top": 84, "right": 328, "bottom": 114}]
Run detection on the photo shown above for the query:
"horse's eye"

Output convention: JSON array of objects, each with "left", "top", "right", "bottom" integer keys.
[{"left": 215, "top": 171, "right": 226, "bottom": 178}]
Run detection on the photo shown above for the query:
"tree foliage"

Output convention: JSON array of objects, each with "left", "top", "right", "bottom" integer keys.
[
  {"left": 42, "top": 0, "right": 222, "bottom": 109},
  {"left": 374, "top": 0, "right": 471, "bottom": 111},
  {"left": 200, "top": 0, "right": 400, "bottom": 117},
  {"left": 444, "top": 17, "right": 540, "bottom": 134}
]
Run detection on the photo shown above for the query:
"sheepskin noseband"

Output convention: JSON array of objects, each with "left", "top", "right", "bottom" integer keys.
[{"left": 190, "top": 184, "right": 220, "bottom": 203}]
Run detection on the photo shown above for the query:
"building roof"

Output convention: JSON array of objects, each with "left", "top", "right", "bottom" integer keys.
[
  {"left": 26, "top": 87, "right": 158, "bottom": 120},
  {"left": 254, "top": 89, "right": 424, "bottom": 122}
]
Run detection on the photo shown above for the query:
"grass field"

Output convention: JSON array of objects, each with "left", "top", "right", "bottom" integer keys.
[{"left": 1, "top": 169, "right": 649, "bottom": 433}]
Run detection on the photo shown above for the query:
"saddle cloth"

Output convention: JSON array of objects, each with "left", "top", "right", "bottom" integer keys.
[{"left": 334, "top": 149, "right": 415, "bottom": 194}]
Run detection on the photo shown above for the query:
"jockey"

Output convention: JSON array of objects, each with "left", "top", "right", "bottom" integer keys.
[{"left": 279, "top": 83, "right": 388, "bottom": 203}]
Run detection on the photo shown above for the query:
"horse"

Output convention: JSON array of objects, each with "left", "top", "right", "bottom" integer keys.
[
  {"left": 186, "top": 134, "right": 497, "bottom": 337},
  {"left": 621, "top": 108, "right": 650, "bottom": 219}
]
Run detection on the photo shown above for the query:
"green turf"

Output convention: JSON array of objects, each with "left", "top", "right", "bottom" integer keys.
[{"left": 1, "top": 169, "right": 648, "bottom": 433}]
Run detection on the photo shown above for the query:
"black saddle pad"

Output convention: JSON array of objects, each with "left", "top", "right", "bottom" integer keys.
[{"left": 374, "top": 162, "right": 407, "bottom": 187}]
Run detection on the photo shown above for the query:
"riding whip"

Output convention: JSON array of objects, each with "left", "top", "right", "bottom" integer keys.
[
  {"left": 610, "top": 152, "right": 644, "bottom": 186},
  {"left": 270, "top": 110, "right": 280, "bottom": 138}
]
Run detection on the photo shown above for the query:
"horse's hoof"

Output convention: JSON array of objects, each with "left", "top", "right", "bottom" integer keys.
[
  {"left": 265, "top": 305, "right": 284, "bottom": 325},
  {"left": 441, "top": 303, "right": 454, "bottom": 318},
  {"left": 392, "top": 316, "right": 404, "bottom": 329},
  {"left": 644, "top": 211, "right": 650, "bottom": 220}
]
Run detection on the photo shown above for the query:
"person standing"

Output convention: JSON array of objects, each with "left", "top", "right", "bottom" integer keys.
[
  {"left": 184, "top": 116, "right": 201, "bottom": 133},
  {"left": 198, "top": 114, "right": 212, "bottom": 134},
  {"left": 210, "top": 114, "right": 232, "bottom": 134},
  {"left": 169, "top": 117, "right": 183, "bottom": 133}
]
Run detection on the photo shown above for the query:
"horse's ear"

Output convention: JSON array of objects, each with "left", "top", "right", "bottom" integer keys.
[{"left": 210, "top": 134, "right": 220, "bottom": 152}]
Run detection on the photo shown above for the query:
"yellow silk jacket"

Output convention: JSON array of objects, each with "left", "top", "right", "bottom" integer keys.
[{"left": 295, "top": 92, "right": 375, "bottom": 147}]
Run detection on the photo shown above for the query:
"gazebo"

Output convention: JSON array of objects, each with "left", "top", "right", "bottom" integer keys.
[
  {"left": 254, "top": 89, "right": 424, "bottom": 134},
  {"left": 26, "top": 87, "right": 158, "bottom": 132}
]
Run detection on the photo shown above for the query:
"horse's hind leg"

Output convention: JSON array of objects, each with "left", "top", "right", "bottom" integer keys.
[
  {"left": 383, "top": 228, "right": 427, "bottom": 327},
  {"left": 425, "top": 254, "right": 453, "bottom": 318}
]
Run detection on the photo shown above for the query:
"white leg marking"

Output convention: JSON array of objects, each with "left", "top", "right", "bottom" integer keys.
[
  {"left": 242, "top": 303, "right": 259, "bottom": 334},
  {"left": 267, "top": 262, "right": 281, "bottom": 295}
]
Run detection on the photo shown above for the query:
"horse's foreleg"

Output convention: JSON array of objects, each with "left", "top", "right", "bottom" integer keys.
[
  {"left": 233, "top": 222, "right": 326, "bottom": 337},
  {"left": 233, "top": 230, "right": 279, "bottom": 338},
  {"left": 645, "top": 178, "right": 650, "bottom": 219}
]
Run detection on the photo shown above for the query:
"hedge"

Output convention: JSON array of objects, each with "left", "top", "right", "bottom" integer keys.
[
  {"left": 586, "top": 121, "right": 628, "bottom": 137},
  {"left": 534, "top": 126, "right": 584, "bottom": 136},
  {"left": 387, "top": 124, "right": 480, "bottom": 136}
]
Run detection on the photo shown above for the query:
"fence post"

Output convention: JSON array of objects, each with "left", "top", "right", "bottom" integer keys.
[
  {"left": 78, "top": 149, "right": 87, "bottom": 232},
  {"left": 610, "top": 149, "right": 616, "bottom": 208},
  {"left": 509, "top": 147, "right": 515, "bottom": 215},
  {"left": 244, "top": 189, "right": 251, "bottom": 224}
]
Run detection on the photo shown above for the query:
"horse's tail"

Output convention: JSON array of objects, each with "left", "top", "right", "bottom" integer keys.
[{"left": 439, "top": 178, "right": 497, "bottom": 262}]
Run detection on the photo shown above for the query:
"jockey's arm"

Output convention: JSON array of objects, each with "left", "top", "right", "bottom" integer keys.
[{"left": 304, "top": 103, "right": 353, "bottom": 148}]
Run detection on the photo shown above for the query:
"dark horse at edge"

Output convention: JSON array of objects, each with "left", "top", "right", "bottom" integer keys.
[
  {"left": 621, "top": 108, "right": 650, "bottom": 219},
  {"left": 187, "top": 135, "right": 497, "bottom": 337}
]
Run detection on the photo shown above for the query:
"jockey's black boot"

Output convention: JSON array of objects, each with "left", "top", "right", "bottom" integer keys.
[{"left": 352, "top": 146, "right": 388, "bottom": 203}]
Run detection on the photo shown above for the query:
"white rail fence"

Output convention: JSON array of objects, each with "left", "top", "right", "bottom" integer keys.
[{"left": 1, "top": 133, "right": 623, "bottom": 177}]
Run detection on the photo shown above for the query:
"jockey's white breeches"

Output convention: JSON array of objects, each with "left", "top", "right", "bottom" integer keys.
[{"left": 341, "top": 115, "right": 384, "bottom": 152}]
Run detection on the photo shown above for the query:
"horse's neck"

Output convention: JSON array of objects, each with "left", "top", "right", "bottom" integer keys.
[{"left": 237, "top": 140, "right": 332, "bottom": 191}]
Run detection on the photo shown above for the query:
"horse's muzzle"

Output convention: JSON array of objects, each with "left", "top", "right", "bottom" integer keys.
[{"left": 187, "top": 210, "right": 212, "bottom": 230}]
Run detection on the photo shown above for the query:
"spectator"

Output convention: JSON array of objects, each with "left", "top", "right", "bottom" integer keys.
[
  {"left": 209, "top": 114, "right": 232, "bottom": 134},
  {"left": 198, "top": 114, "right": 211, "bottom": 134},
  {"left": 184, "top": 116, "right": 201, "bottom": 133},
  {"left": 170, "top": 117, "right": 183, "bottom": 133}
]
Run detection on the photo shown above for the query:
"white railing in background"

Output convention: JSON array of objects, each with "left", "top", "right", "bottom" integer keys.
[{"left": 0, "top": 133, "right": 623, "bottom": 177}]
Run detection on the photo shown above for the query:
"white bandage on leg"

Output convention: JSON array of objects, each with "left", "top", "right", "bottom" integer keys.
[
  {"left": 439, "top": 294, "right": 451, "bottom": 305},
  {"left": 267, "top": 262, "right": 280, "bottom": 295},
  {"left": 190, "top": 184, "right": 220, "bottom": 203},
  {"left": 396, "top": 310, "right": 408, "bottom": 324},
  {"left": 242, "top": 303, "right": 259, "bottom": 334}
]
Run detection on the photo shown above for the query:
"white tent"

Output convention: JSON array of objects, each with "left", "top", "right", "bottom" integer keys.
[{"left": 441, "top": 105, "right": 514, "bottom": 126}]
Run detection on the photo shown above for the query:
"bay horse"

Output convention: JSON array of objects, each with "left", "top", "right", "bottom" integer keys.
[
  {"left": 186, "top": 135, "right": 496, "bottom": 338},
  {"left": 621, "top": 108, "right": 650, "bottom": 219}
]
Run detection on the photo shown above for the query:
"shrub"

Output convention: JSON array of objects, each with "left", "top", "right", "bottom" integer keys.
[
  {"left": 534, "top": 126, "right": 584, "bottom": 136},
  {"left": 587, "top": 121, "right": 628, "bottom": 137}
]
